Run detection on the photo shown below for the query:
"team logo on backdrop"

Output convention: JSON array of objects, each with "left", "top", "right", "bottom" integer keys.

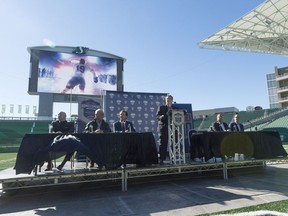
[
  {"left": 109, "top": 106, "right": 115, "bottom": 111},
  {"left": 81, "top": 99, "right": 101, "bottom": 120},
  {"left": 130, "top": 100, "right": 135, "bottom": 105},
  {"left": 109, "top": 93, "right": 114, "bottom": 98},
  {"left": 173, "top": 110, "right": 184, "bottom": 126}
]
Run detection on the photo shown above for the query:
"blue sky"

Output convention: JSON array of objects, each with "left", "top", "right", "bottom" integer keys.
[{"left": 1, "top": 0, "right": 287, "bottom": 117}]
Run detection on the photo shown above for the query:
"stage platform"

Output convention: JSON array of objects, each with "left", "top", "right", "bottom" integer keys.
[{"left": 1, "top": 157, "right": 288, "bottom": 193}]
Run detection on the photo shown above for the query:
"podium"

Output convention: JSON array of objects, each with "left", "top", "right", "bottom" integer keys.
[{"left": 168, "top": 109, "right": 186, "bottom": 164}]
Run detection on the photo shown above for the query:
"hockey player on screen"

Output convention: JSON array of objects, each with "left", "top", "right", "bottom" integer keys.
[{"left": 61, "top": 58, "right": 98, "bottom": 94}]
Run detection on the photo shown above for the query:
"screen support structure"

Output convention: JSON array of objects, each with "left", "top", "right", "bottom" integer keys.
[{"left": 168, "top": 109, "right": 186, "bottom": 164}]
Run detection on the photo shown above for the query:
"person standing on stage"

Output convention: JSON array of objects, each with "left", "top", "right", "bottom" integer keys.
[
  {"left": 83, "top": 109, "right": 111, "bottom": 168},
  {"left": 229, "top": 113, "right": 244, "bottom": 132},
  {"left": 46, "top": 111, "right": 75, "bottom": 171},
  {"left": 156, "top": 94, "right": 173, "bottom": 165},
  {"left": 211, "top": 113, "right": 229, "bottom": 132},
  {"left": 113, "top": 110, "right": 136, "bottom": 133}
]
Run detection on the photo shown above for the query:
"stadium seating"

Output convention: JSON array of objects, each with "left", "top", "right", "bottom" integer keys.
[
  {"left": 0, "top": 120, "right": 50, "bottom": 152},
  {"left": 238, "top": 110, "right": 265, "bottom": 123}
]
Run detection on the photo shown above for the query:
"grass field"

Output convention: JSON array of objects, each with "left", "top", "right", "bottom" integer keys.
[
  {"left": 205, "top": 200, "right": 288, "bottom": 215},
  {"left": 0, "top": 152, "right": 17, "bottom": 171}
]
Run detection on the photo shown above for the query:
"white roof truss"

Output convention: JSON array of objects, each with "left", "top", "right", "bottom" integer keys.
[{"left": 199, "top": 0, "right": 288, "bottom": 56}]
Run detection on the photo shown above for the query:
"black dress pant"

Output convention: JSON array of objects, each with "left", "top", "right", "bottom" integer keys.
[{"left": 159, "top": 127, "right": 168, "bottom": 161}]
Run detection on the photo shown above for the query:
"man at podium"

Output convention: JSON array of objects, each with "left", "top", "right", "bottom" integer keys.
[{"left": 156, "top": 94, "right": 173, "bottom": 165}]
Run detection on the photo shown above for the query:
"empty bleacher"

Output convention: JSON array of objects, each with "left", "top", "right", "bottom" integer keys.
[
  {"left": 201, "top": 114, "right": 216, "bottom": 130},
  {"left": 222, "top": 113, "right": 234, "bottom": 125},
  {"left": 0, "top": 120, "right": 50, "bottom": 152},
  {"left": 192, "top": 118, "right": 203, "bottom": 130},
  {"left": 266, "top": 108, "right": 281, "bottom": 115},
  {"left": 263, "top": 115, "right": 288, "bottom": 128},
  {"left": 238, "top": 110, "right": 265, "bottom": 123}
]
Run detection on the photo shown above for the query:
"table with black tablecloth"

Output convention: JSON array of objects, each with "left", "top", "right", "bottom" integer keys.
[
  {"left": 190, "top": 131, "right": 287, "bottom": 161},
  {"left": 14, "top": 132, "right": 158, "bottom": 175}
]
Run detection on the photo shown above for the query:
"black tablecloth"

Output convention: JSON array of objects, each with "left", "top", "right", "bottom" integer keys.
[
  {"left": 190, "top": 131, "right": 287, "bottom": 161},
  {"left": 14, "top": 132, "right": 158, "bottom": 175}
]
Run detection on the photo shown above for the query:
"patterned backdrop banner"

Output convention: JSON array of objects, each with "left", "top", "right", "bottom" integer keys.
[
  {"left": 104, "top": 91, "right": 193, "bottom": 151},
  {"left": 104, "top": 91, "right": 167, "bottom": 146}
]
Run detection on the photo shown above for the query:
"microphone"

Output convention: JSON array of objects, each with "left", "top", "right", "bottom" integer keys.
[{"left": 247, "top": 120, "right": 252, "bottom": 131}]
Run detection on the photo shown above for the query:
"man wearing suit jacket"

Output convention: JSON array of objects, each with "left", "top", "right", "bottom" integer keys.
[
  {"left": 211, "top": 113, "right": 229, "bottom": 132},
  {"left": 84, "top": 109, "right": 111, "bottom": 133},
  {"left": 156, "top": 94, "right": 173, "bottom": 165},
  {"left": 113, "top": 110, "right": 136, "bottom": 133},
  {"left": 45, "top": 111, "right": 75, "bottom": 171},
  {"left": 83, "top": 109, "right": 111, "bottom": 168},
  {"left": 229, "top": 113, "right": 244, "bottom": 132}
]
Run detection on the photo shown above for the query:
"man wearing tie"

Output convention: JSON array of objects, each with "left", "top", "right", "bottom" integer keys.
[
  {"left": 113, "top": 110, "right": 136, "bottom": 133},
  {"left": 229, "top": 113, "right": 244, "bottom": 132},
  {"left": 211, "top": 113, "right": 229, "bottom": 132}
]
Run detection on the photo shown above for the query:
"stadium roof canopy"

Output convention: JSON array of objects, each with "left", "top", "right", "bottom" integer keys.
[{"left": 199, "top": 0, "right": 288, "bottom": 56}]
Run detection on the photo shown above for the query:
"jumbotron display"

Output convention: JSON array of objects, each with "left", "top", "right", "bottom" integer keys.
[{"left": 28, "top": 46, "right": 124, "bottom": 96}]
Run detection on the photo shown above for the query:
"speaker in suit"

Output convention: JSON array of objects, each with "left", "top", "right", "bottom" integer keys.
[{"left": 156, "top": 95, "right": 173, "bottom": 164}]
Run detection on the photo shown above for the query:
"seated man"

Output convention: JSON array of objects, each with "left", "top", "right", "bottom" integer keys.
[
  {"left": 113, "top": 110, "right": 136, "bottom": 133},
  {"left": 211, "top": 113, "right": 229, "bottom": 132},
  {"left": 83, "top": 109, "right": 111, "bottom": 169},
  {"left": 46, "top": 111, "right": 75, "bottom": 171},
  {"left": 229, "top": 113, "right": 244, "bottom": 132}
]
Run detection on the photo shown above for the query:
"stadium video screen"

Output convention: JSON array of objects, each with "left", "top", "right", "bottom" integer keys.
[{"left": 32, "top": 50, "right": 119, "bottom": 96}]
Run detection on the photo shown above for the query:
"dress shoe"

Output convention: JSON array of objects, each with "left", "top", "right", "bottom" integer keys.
[
  {"left": 45, "top": 165, "right": 53, "bottom": 171},
  {"left": 98, "top": 166, "right": 106, "bottom": 171},
  {"left": 57, "top": 164, "right": 64, "bottom": 171}
]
